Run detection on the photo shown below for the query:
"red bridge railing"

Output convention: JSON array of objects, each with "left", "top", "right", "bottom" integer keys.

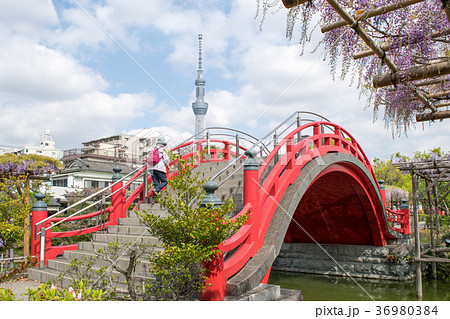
[
  {"left": 219, "top": 121, "right": 411, "bottom": 290},
  {"left": 31, "top": 138, "right": 248, "bottom": 268},
  {"left": 31, "top": 116, "right": 411, "bottom": 300}
]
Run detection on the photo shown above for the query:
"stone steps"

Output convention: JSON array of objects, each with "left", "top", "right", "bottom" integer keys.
[
  {"left": 27, "top": 205, "right": 162, "bottom": 290},
  {"left": 27, "top": 158, "right": 280, "bottom": 300},
  {"left": 28, "top": 263, "right": 152, "bottom": 292}
]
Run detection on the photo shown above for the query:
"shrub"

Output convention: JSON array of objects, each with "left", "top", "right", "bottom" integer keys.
[
  {"left": 0, "top": 287, "right": 15, "bottom": 301},
  {"left": 25, "top": 280, "right": 107, "bottom": 301},
  {"left": 139, "top": 153, "right": 248, "bottom": 300}
]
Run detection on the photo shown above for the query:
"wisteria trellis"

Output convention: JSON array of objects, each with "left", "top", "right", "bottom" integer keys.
[{"left": 257, "top": 0, "right": 450, "bottom": 135}]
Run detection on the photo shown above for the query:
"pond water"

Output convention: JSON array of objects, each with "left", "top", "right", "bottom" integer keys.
[{"left": 268, "top": 271, "right": 450, "bottom": 301}]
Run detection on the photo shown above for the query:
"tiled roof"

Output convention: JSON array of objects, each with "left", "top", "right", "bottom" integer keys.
[{"left": 65, "top": 158, "right": 136, "bottom": 174}]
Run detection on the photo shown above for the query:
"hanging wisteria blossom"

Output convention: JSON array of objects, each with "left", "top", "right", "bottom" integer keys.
[{"left": 0, "top": 154, "right": 62, "bottom": 176}]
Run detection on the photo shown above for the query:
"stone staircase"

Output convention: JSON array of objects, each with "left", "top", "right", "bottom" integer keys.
[
  {"left": 27, "top": 160, "right": 247, "bottom": 293},
  {"left": 27, "top": 207, "right": 164, "bottom": 291},
  {"left": 28, "top": 158, "right": 302, "bottom": 300}
]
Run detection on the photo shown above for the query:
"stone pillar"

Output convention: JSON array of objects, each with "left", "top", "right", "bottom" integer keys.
[{"left": 31, "top": 193, "right": 48, "bottom": 265}]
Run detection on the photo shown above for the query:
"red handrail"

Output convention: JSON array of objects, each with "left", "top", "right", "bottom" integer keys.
[{"left": 220, "top": 121, "right": 404, "bottom": 283}]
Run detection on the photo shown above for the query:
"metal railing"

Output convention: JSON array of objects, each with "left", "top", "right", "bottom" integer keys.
[
  {"left": 210, "top": 111, "right": 332, "bottom": 186},
  {"left": 34, "top": 165, "right": 146, "bottom": 238}
]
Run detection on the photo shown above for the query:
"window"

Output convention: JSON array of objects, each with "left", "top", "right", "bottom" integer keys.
[
  {"left": 84, "top": 180, "right": 110, "bottom": 189},
  {"left": 52, "top": 178, "right": 68, "bottom": 187}
]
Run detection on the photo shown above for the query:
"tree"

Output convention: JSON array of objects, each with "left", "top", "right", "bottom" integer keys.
[
  {"left": 139, "top": 154, "right": 248, "bottom": 300},
  {"left": 0, "top": 154, "right": 63, "bottom": 256},
  {"left": 0, "top": 175, "right": 31, "bottom": 256},
  {"left": 373, "top": 157, "right": 411, "bottom": 190}
]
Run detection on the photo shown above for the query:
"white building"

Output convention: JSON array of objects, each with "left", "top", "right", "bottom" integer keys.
[
  {"left": 81, "top": 133, "right": 156, "bottom": 164},
  {"left": 50, "top": 158, "right": 141, "bottom": 200},
  {"left": 49, "top": 133, "right": 155, "bottom": 201},
  {"left": 16, "top": 129, "right": 62, "bottom": 159}
]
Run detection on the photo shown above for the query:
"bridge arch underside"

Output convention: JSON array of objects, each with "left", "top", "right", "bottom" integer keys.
[
  {"left": 284, "top": 159, "right": 388, "bottom": 246},
  {"left": 226, "top": 153, "right": 394, "bottom": 296}
]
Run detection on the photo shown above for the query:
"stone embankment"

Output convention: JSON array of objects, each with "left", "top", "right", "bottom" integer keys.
[{"left": 273, "top": 241, "right": 418, "bottom": 280}]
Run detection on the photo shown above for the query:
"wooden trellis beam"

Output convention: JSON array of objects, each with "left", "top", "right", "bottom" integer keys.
[
  {"left": 416, "top": 168, "right": 450, "bottom": 201},
  {"left": 444, "top": 2, "right": 450, "bottom": 23},
  {"left": 281, "top": 0, "right": 309, "bottom": 9},
  {"left": 323, "top": 0, "right": 398, "bottom": 73},
  {"left": 373, "top": 60, "right": 450, "bottom": 88},
  {"left": 281, "top": 0, "right": 439, "bottom": 114},
  {"left": 415, "top": 76, "right": 448, "bottom": 87},
  {"left": 437, "top": 182, "right": 450, "bottom": 202},
  {"left": 321, "top": 0, "right": 426, "bottom": 33},
  {"left": 354, "top": 29, "right": 450, "bottom": 60},
  {"left": 415, "top": 90, "right": 436, "bottom": 112},
  {"left": 395, "top": 161, "right": 450, "bottom": 172},
  {"left": 320, "top": 0, "right": 435, "bottom": 112},
  {"left": 425, "top": 90, "right": 450, "bottom": 99},
  {"left": 434, "top": 101, "right": 450, "bottom": 108},
  {"left": 416, "top": 109, "right": 450, "bottom": 121}
]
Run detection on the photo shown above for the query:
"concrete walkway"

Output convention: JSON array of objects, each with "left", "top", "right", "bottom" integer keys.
[{"left": 0, "top": 277, "right": 42, "bottom": 301}]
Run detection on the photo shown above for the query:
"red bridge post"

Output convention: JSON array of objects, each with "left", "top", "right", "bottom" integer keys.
[
  {"left": 111, "top": 167, "right": 125, "bottom": 224},
  {"left": 399, "top": 199, "right": 411, "bottom": 234},
  {"left": 378, "top": 180, "right": 386, "bottom": 207},
  {"left": 200, "top": 181, "right": 225, "bottom": 301},
  {"left": 244, "top": 149, "right": 261, "bottom": 252},
  {"left": 31, "top": 193, "right": 48, "bottom": 265}
]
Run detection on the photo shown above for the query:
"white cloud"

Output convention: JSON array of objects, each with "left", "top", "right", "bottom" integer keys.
[
  {"left": 0, "top": 0, "right": 448, "bottom": 161},
  {"left": 0, "top": 0, "right": 58, "bottom": 38},
  {"left": 0, "top": 39, "right": 108, "bottom": 100},
  {"left": 0, "top": 91, "right": 154, "bottom": 149}
]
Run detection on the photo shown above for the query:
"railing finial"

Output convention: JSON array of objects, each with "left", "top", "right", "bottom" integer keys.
[
  {"left": 32, "top": 193, "right": 47, "bottom": 211},
  {"left": 201, "top": 181, "right": 222, "bottom": 208}
]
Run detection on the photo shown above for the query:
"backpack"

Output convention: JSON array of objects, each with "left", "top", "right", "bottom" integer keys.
[{"left": 147, "top": 147, "right": 163, "bottom": 166}]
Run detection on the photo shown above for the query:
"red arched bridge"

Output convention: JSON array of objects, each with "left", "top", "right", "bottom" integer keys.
[{"left": 31, "top": 111, "right": 410, "bottom": 300}]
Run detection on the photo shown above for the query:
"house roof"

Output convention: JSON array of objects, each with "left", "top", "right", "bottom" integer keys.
[{"left": 65, "top": 158, "right": 136, "bottom": 175}]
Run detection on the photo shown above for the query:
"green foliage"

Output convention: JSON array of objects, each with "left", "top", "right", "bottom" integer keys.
[
  {"left": 25, "top": 280, "right": 107, "bottom": 301},
  {"left": 373, "top": 157, "right": 411, "bottom": 191},
  {"left": 422, "top": 214, "right": 450, "bottom": 230},
  {"left": 0, "top": 287, "right": 15, "bottom": 301},
  {"left": 435, "top": 263, "right": 450, "bottom": 282},
  {"left": 139, "top": 153, "right": 248, "bottom": 300},
  {"left": 145, "top": 244, "right": 208, "bottom": 301},
  {"left": 412, "top": 147, "right": 445, "bottom": 161},
  {"left": 0, "top": 175, "right": 31, "bottom": 252},
  {"left": 141, "top": 154, "right": 247, "bottom": 250}
]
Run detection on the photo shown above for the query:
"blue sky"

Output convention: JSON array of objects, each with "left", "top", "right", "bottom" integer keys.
[{"left": 1, "top": 0, "right": 449, "bottom": 160}]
